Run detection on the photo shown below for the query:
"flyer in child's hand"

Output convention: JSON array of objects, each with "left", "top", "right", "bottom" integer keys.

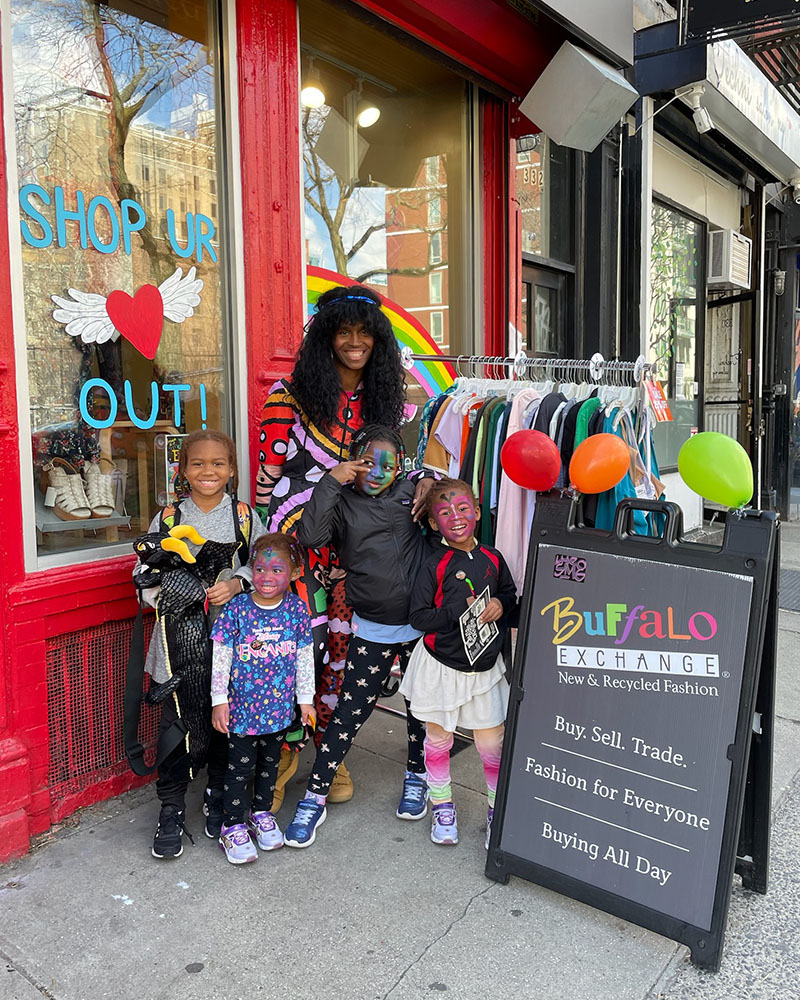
[{"left": 459, "top": 586, "right": 499, "bottom": 666}]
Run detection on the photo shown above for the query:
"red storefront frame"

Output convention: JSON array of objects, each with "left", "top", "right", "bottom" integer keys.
[{"left": 0, "top": 0, "right": 560, "bottom": 861}]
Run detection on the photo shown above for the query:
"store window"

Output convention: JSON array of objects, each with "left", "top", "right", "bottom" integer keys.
[
  {"left": 299, "top": 0, "right": 474, "bottom": 407},
  {"left": 516, "top": 134, "right": 574, "bottom": 264},
  {"left": 11, "top": 0, "right": 231, "bottom": 559},
  {"left": 649, "top": 200, "right": 705, "bottom": 468}
]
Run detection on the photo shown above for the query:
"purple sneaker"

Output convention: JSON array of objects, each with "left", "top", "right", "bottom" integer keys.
[
  {"left": 247, "top": 810, "right": 284, "bottom": 851},
  {"left": 219, "top": 822, "right": 258, "bottom": 864},
  {"left": 430, "top": 802, "right": 458, "bottom": 845}
]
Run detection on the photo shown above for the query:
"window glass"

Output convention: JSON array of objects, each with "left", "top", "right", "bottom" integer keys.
[
  {"left": 12, "top": 0, "right": 230, "bottom": 558},
  {"left": 516, "top": 134, "right": 574, "bottom": 263},
  {"left": 649, "top": 201, "right": 704, "bottom": 468},
  {"left": 299, "top": 0, "right": 473, "bottom": 424}
]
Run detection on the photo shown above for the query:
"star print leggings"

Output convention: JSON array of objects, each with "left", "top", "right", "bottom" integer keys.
[
  {"left": 307, "top": 639, "right": 425, "bottom": 797},
  {"left": 223, "top": 729, "right": 287, "bottom": 827}
]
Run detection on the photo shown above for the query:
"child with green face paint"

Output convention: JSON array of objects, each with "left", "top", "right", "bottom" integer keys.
[{"left": 284, "top": 425, "right": 435, "bottom": 848}]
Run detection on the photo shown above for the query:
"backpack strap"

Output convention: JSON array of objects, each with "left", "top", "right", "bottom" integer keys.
[
  {"left": 159, "top": 502, "right": 181, "bottom": 532},
  {"left": 230, "top": 496, "right": 252, "bottom": 566}
]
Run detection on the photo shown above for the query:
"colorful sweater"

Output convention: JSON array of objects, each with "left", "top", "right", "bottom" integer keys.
[{"left": 256, "top": 378, "right": 364, "bottom": 534}]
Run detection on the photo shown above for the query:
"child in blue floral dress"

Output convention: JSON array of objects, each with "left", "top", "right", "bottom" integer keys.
[{"left": 210, "top": 533, "right": 314, "bottom": 864}]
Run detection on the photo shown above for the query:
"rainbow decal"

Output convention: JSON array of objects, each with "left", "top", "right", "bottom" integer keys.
[{"left": 306, "top": 266, "right": 455, "bottom": 398}]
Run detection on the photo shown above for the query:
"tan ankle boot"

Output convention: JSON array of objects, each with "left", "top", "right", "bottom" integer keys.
[
  {"left": 270, "top": 746, "right": 299, "bottom": 814},
  {"left": 327, "top": 760, "right": 354, "bottom": 803}
]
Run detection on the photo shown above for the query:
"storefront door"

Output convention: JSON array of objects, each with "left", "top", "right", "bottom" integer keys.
[{"left": 520, "top": 263, "right": 567, "bottom": 357}]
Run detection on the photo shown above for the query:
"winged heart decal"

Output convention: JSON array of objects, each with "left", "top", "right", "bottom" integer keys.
[{"left": 51, "top": 266, "right": 204, "bottom": 359}]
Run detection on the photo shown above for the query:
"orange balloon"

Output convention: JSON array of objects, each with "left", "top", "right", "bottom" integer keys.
[{"left": 569, "top": 433, "right": 630, "bottom": 494}]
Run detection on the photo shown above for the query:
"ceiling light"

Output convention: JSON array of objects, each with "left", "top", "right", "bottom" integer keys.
[
  {"left": 353, "top": 79, "right": 380, "bottom": 128},
  {"left": 300, "top": 59, "right": 326, "bottom": 109},
  {"left": 356, "top": 101, "right": 380, "bottom": 128}
]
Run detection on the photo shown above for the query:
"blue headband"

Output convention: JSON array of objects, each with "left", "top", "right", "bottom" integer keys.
[{"left": 315, "top": 293, "right": 379, "bottom": 313}]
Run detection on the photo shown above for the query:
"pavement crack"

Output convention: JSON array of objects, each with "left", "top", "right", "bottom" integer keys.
[
  {"left": 380, "top": 882, "right": 496, "bottom": 999},
  {"left": 1, "top": 948, "right": 57, "bottom": 999}
]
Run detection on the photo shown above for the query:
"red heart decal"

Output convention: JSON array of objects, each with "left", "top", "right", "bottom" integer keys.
[{"left": 107, "top": 284, "right": 164, "bottom": 360}]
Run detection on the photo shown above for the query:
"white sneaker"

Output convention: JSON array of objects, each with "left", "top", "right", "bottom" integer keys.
[
  {"left": 247, "top": 810, "right": 284, "bottom": 851},
  {"left": 430, "top": 802, "right": 458, "bottom": 845},
  {"left": 219, "top": 822, "right": 258, "bottom": 864}
]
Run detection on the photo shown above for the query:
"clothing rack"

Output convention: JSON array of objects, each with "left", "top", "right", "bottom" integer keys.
[{"left": 402, "top": 348, "right": 651, "bottom": 385}]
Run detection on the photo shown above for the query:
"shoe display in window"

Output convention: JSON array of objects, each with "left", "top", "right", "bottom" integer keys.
[
  {"left": 43, "top": 460, "right": 91, "bottom": 521},
  {"left": 83, "top": 463, "right": 116, "bottom": 518}
]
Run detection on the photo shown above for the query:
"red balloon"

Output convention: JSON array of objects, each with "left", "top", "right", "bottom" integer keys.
[
  {"left": 500, "top": 430, "right": 561, "bottom": 491},
  {"left": 569, "top": 433, "right": 630, "bottom": 494}
]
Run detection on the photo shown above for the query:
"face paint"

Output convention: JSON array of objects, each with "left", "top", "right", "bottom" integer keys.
[
  {"left": 252, "top": 549, "right": 292, "bottom": 604},
  {"left": 429, "top": 491, "right": 478, "bottom": 549},
  {"left": 353, "top": 441, "right": 398, "bottom": 496}
]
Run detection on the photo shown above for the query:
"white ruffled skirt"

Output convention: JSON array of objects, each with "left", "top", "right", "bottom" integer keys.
[{"left": 399, "top": 641, "right": 508, "bottom": 731}]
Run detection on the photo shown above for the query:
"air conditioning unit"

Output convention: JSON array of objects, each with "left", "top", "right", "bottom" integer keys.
[{"left": 708, "top": 229, "right": 752, "bottom": 289}]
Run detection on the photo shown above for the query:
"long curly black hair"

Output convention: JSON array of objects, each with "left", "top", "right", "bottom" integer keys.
[{"left": 290, "top": 284, "right": 406, "bottom": 431}]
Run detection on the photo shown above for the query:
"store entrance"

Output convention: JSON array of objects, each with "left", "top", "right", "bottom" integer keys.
[{"left": 520, "top": 264, "right": 568, "bottom": 357}]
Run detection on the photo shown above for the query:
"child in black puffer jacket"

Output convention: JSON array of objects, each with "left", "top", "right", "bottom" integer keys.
[{"left": 283, "top": 424, "right": 435, "bottom": 848}]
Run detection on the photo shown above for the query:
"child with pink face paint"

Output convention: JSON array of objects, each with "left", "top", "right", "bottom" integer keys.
[
  {"left": 401, "top": 478, "right": 517, "bottom": 848},
  {"left": 210, "top": 533, "right": 314, "bottom": 864}
]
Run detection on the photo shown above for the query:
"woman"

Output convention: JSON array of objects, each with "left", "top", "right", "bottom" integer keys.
[{"left": 256, "top": 284, "right": 415, "bottom": 806}]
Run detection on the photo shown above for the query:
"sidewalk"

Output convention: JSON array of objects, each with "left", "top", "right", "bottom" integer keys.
[{"left": 2, "top": 527, "right": 800, "bottom": 1000}]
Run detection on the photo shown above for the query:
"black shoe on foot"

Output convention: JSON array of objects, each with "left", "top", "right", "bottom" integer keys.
[
  {"left": 152, "top": 804, "right": 191, "bottom": 859},
  {"left": 203, "top": 786, "right": 224, "bottom": 840}
]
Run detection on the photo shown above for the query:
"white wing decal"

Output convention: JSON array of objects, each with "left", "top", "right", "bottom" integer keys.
[
  {"left": 51, "top": 289, "right": 118, "bottom": 344},
  {"left": 158, "top": 266, "right": 204, "bottom": 322}
]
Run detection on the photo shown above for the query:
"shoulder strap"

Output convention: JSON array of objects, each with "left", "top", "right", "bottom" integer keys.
[
  {"left": 123, "top": 603, "right": 186, "bottom": 776},
  {"left": 230, "top": 496, "right": 252, "bottom": 565},
  {"left": 159, "top": 502, "right": 181, "bottom": 532}
]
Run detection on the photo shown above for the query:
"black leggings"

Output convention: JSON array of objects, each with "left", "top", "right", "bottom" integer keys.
[
  {"left": 307, "top": 639, "right": 425, "bottom": 796},
  {"left": 223, "top": 729, "right": 287, "bottom": 826}
]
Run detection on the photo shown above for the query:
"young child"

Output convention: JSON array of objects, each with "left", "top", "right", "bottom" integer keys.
[
  {"left": 135, "top": 430, "right": 266, "bottom": 860},
  {"left": 400, "top": 478, "right": 517, "bottom": 848},
  {"left": 210, "top": 533, "right": 314, "bottom": 863},
  {"left": 282, "top": 424, "right": 434, "bottom": 848}
]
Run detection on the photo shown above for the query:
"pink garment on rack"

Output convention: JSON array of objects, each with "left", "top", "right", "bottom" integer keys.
[
  {"left": 434, "top": 395, "right": 471, "bottom": 477},
  {"left": 495, "top": 389, "right": 541, "bottom": 595}
]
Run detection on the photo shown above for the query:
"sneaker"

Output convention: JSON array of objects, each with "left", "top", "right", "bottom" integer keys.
[
  {"left": 327, "top": 760, "right": 354, "bottom": 804},
  {"left": 247, "top": 810, "right": 284, "bottom": 851},
  {"left": 284, "top": 798, "right": 327, "bottom": 848},
  {"left": 203, "top": 787, "right": 224, "bottom": 840},
  {"left": 430, "top": 802, "right": 458, "bottom": 845},
  {"left": 485, "top": 806, "right": 494, "bottom": 850},
  {"left": 396, "top": 772, "right": 428, "bottom": 820},
  {"left": 219, "top": 822, "right": 258, "bottom": 864},
  {"left": 152, "top": 804, "right": 191, "bottom": 859}
]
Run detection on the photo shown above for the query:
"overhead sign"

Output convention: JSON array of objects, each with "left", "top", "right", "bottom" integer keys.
[
  {"left": 531, "top": 0, "right": 633, "bottom": 66},
  {"left": 488, "top": 498, "right": 777, "bottom": 971},
  {"left": 686, "top": 0, "right": 800, "bottom": 41}
]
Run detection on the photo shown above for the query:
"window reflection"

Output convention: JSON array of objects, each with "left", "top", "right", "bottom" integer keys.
[
  {"left": 13, "top": 0, "right": 229, "bottom": 556},
  {"left": 649, "top": 201, "right": 704, "bottom": 468},
  {"left": 300, "top": 0, "right": 472, "bottom": 396}
]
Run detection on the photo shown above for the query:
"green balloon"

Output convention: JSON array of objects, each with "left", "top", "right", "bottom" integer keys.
[{"left": 678, "top": 432, "right": 753, "bottom": 508}]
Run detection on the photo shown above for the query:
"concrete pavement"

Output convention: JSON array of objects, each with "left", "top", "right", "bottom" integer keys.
[{"left": 2, "top": 525, "right": 800, "bottom": 1000}]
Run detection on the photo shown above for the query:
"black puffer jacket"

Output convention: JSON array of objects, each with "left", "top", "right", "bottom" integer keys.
[{"left": 296, "top": 472, "right": 431, "bottom": 625}]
